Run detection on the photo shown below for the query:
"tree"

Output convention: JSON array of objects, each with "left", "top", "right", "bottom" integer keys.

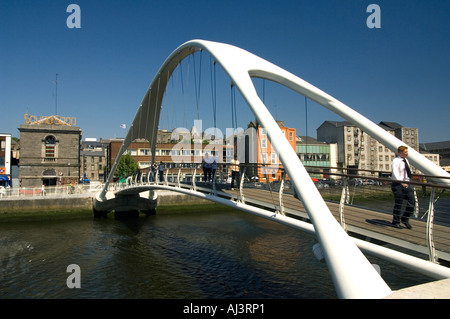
[{"left": 115, "top": 153, "right": 139, "bottom": 181}]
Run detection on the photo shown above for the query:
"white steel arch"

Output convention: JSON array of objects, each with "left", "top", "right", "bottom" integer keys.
[{"left": 101, "top": 39, "right": 450, "bottom": 298}]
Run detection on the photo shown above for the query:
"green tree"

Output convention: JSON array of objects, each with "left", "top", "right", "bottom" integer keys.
[{"left": 115, "top": 153, "right": 139, "bottom": 181}]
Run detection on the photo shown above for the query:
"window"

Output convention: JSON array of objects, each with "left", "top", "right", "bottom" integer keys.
[
  {"left": 44, "top": 135, "right": 56, "bottom": 158},
  {"left": 261, "top": 138, "right": 267, "bottom": 148},
  {"left": 261, "top": 152, "right": 268, "bottom": 164},
  {"left": 139, "top": 148, "right": 151, "bottom": 156},
  {"left": 126, "top": 149, "right": 137, "bottom": 156},
  {"left": 271, "top": 152, "right": 277, "bottom": 164},
  {"left": 289, "top": 131, "right": 293, "bottom": 141}
]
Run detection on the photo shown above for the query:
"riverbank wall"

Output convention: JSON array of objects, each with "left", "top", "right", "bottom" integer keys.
[{"left": 0, "top": 190, "right": 210, "bottom": 214}]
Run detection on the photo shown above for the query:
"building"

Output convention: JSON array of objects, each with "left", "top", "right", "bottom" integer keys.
[
  {"left": 245, "top": 120, "right": 296, "bottom": 182},
  {"left": 296, "top": 135, "right": 337, "bottom": 179},
  {"left": 80, "top": 138, "right": 108, "bottom": 182},
  {"left": 0, "top": 133, "right": 12, "bottom": 187},
  {"left": 317, "top": 120, "right": 420, "bottom": 177},
  {"left": 18, "top": 113, "right": 82, "bottom": 187},
  {"left": 420, "top": 141, "right": 448, "bottom": 173},
  {"left": 379, "top": 121, "right": 419, "bottom": 152}
]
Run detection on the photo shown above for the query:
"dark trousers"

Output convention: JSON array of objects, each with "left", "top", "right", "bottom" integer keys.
[
  {"left": 231, "top": 170, "right": 240, "bottom": 188},
  {"left": 391, "top": 182, "right": 415, "bottom": 224},
  {"left": 203, "top": 168, "right": 211, "bottom": 182}
]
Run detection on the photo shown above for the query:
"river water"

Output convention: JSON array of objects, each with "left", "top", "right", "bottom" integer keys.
[{"left": 0, "top": 204, "right": 433, "bottom": 299}]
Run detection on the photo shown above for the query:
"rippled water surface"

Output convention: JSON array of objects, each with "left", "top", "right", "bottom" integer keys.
[{"left": 0, "top": 205, "right": 432, "bottom": 299}]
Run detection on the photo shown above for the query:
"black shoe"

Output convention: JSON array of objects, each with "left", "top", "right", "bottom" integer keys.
[
  {"left": 402, "top": 221, "right": 412, "bottom": 229},
  {"left": 391, "top": 222, "right": 402, "bottom": 229}
]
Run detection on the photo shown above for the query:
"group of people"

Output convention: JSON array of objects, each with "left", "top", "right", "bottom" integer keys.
[
  {"left": 201, "top": 153, "right": 219, "bottom": 183},
  {"left": 202, "top": 153, "right": 240, "bottom": 189},
  {"left": 149, "top": 154, "right": 241, "bottom": 190},
  {"left": 148, "top": 161, "right": 166, "bottom": 182}
]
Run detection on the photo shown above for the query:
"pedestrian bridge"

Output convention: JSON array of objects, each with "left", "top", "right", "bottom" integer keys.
[{"left": 94, "top": 40, "right": 450, "bottom": 299}]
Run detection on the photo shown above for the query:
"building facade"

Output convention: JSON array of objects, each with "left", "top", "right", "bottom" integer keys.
[
  {"left": 296, "top": 136, "right": 337, "bottom": 179},
  {"left": 245, "top": 120, "right": 296, "bottom": 182},
  {"left": 317, "top": 120, "right": 421, "bottom": 177},
  {"left": 420, "top": 141, "right": 449, "bottom": 169},
  {"left": 80, "top": 139, "right": 108, "bottom": 182},
  {"left": 18, "top": 114, "right": 81, "bottom": 187}
]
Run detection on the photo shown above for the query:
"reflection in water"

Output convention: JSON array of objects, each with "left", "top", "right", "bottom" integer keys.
[{"left": 0, "top": 205, "right": 432, "bottom": 298}]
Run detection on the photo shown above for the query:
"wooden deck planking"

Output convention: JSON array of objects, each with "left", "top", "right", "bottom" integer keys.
[{"left": 219, "top": 187, "right": 450, "bottom": 261}]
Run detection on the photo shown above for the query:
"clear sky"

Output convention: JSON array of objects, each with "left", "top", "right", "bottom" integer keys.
[{"left": 1, "top": 0, "right": 449, "bottom": 143}]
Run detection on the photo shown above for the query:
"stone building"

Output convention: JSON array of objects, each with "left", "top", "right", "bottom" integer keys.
[{"left": 18, "top": 114, "right": 81, "bottom": 187}]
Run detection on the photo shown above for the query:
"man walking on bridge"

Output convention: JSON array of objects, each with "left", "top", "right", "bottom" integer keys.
[{"left": 391, "top": 145, "right": 415, "bottom": 229}]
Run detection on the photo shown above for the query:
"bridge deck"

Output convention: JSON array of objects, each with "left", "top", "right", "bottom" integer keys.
[{"left": 213, "top": 186, "right": 450, "bottom": 264}]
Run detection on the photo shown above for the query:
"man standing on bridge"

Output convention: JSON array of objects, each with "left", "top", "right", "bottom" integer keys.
[{"left": 391, "top": 145, "right": 415, "bottom": 229}]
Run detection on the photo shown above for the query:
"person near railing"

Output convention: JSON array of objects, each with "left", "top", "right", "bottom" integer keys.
[
  {"left": 150, "top": 163, "right": 157, "bottom": 182},
  {"left": 158, "top": 161, "right": 165, "bottom": 182},
  {"left": 230, "top": 155, "right": 240, "bottom": 190},
  {"left": 211, "top": 155, "right": 219, "bottom": 183},
  {"left": 202, "top": 153, "right": 212, "bottom": 182},
  {"left": 390, "top": 145, "right": 415, "bottom": 229}
]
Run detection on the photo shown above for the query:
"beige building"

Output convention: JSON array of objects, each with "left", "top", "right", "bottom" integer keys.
[
  {"left": 80, "top": 139, "right": 108, "bottom": 182},
  {"left": 18, "top": 114, "right": 81, "bottom": 187},
  {"left": 317, "top": 121, "right": 425, "bottom": 177}
]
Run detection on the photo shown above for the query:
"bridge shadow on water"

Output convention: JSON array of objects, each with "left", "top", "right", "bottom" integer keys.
[{"left": 110, "top": 207, "right": 337, "bottom": 299}]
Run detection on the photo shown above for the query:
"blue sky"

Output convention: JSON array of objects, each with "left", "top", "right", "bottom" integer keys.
[{"left": 1, "top": 0, "right": 449, "bottom": 143}]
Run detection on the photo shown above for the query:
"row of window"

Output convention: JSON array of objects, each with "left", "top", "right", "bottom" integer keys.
[{"left": 127, "top": 149, "right": 227, "bottom": 157}]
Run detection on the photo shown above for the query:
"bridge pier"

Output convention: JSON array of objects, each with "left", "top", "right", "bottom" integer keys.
[{"left": 93, "top": 190, "right": 157, "bottom": 219}]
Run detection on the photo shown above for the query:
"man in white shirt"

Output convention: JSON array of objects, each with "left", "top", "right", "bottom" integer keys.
[
  {"left": 391, "top": 145, "right": 415, "bottom": 229},
  {"left": 230, "top": 155, "right": 240, "bottom": 190}
]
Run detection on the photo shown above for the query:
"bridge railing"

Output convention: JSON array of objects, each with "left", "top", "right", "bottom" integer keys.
[
  {"left": 115, "top": 162, "right": 450, "bottom": 264},
  {"left": 0, "top": 184, "right": 101, "bottom": 198}
]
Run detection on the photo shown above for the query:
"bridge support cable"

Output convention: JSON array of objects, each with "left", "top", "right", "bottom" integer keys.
[
  {"left": 98, "top": 40, "right": 450, "bottom": 298},
  {"left": 210, "top": 57, "right": 218, "bottom": 135}
]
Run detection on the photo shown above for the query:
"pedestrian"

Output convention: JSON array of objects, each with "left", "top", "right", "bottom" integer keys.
[
  {"left": 390, "top": 145, "right": 415, "bottom": 229},
  {"left": 230, "top": 154, "right": 240, "bottom": 190},
  {"left": 150, "top": 162, "right": 157, "bottom": 182},
  {"left": 158, "top": 161, "right": 165, "bottom": 182},
  {"left": 41, "top": 184, "right": 46, "bottom": 196},
  {"left": 211, "top": 155, "right": 219, "bottom": 183},
  {"left": 202, "top": 153, "right": 212, "bottom": 182}
]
